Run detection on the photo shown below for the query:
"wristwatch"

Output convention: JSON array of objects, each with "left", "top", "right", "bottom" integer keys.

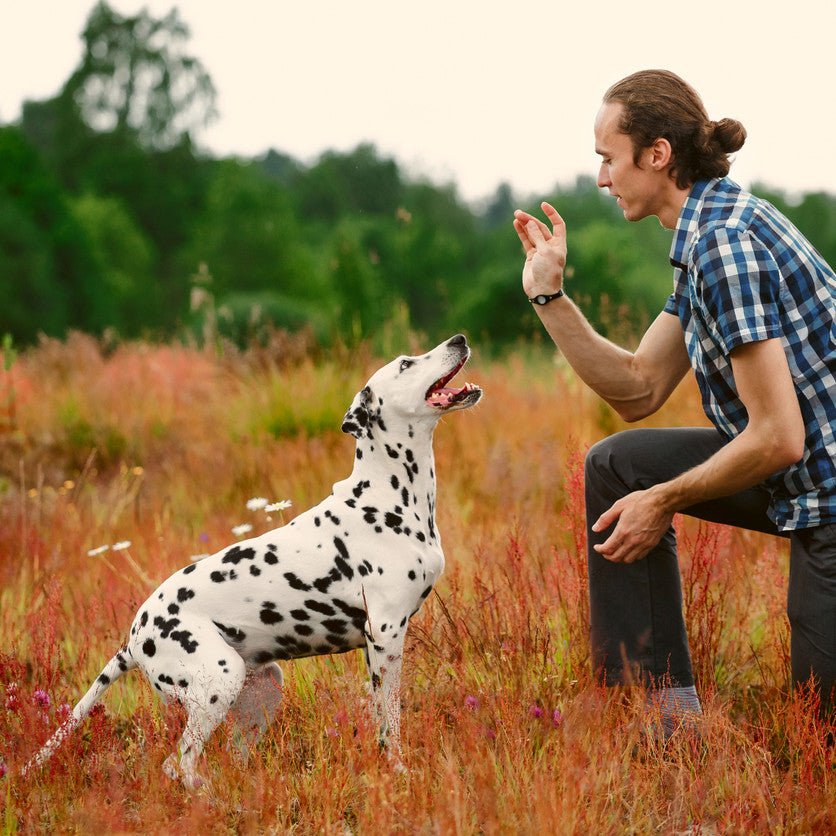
[{"left": 528, "top": 289, "right": 564, "bottom": 306}]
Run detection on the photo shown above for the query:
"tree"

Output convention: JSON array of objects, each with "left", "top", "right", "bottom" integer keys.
[
  {"left": 69, "top": 193, "right": 155, "bottom": 336},
  {"left": 63, "top": 1, "right": 217, "bottom": 150},
  {"left": 0, "top": 127, "right": 101, "bottom": 340}
]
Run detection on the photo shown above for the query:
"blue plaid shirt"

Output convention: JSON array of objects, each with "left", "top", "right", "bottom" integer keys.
[{"left": 665, "top": 177, "right": 836, "bottom": 530}]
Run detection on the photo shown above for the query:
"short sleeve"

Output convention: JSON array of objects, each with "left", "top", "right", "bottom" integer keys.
[{"left": 692, "top": 226, "right": 782, "bottom": 353}]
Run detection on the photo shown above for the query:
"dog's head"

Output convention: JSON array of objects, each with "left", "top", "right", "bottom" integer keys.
[{"left": 341, "top": 334, "right": 482, "bottom": 439}]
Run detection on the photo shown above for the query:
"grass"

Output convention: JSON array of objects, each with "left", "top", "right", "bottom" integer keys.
[{"left": 0, "top": 331, "right": 833, "bottom": 833}]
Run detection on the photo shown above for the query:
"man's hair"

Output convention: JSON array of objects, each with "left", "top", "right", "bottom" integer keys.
[{"left": 603, "top": 69, "right": 747, "bottom": 189}]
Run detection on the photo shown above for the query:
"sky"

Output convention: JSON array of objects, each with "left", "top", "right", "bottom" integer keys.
[{"left": 2, "top": 1, "right": 835, "bottom": 204}]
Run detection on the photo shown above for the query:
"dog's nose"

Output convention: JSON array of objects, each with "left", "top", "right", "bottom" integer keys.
[{"left": 447, "top": 334, "right": 467, "bottom": 347}]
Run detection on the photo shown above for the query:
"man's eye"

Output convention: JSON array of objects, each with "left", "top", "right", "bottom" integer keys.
[{"left": 399, "top": 359, "right": 414, "bottom": 372}]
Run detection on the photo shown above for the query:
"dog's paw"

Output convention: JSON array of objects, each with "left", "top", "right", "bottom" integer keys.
[{"left": 162, "top": 753, "right": 179, "bottom": 781}]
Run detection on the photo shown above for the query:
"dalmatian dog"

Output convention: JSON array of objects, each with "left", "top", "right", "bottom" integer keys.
[{"left": 24, "top": 334, "right": 481, "bottom": 789}]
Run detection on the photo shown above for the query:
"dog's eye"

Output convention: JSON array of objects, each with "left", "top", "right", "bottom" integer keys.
[{"left": 399, "top": 359, "right": 415, "bottom": 372}]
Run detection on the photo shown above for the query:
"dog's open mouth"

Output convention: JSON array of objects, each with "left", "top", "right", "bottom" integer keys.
[{"left": 425, "top": 357, "right": 480, "bottom": 409}]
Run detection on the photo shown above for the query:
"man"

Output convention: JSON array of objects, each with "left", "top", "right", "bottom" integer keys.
[{"left": 513, "top": 69, "right": 836, "bottom": 732}]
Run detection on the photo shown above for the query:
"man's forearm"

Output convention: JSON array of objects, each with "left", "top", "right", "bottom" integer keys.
[{"left": 533, "top": 295, "right": 681, "bottom": 420}]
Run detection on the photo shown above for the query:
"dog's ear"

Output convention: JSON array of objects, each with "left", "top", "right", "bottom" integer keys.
[{"left": 341, "top": 386, "right": 373, "bottom": 439}]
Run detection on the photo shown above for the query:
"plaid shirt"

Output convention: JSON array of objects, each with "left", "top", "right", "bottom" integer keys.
[{"left": 665, "top": 177, "right": 836, "bottom": 530}]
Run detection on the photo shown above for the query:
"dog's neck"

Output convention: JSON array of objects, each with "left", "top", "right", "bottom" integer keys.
[{"left": 333, "top": 419, "right": 441, "bottom": 543}]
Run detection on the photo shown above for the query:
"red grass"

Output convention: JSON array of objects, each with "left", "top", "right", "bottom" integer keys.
[{"left": 0, "top": 334, "right": 833, "bottom": 831}]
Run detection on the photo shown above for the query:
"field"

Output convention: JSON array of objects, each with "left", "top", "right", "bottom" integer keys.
[{"left": 1, "top": 331, "right": 833, "bottom": 833}]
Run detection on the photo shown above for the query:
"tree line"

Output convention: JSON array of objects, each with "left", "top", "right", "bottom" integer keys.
[{"left": 3, "top": 2, "right": 835, "bottom": 351}]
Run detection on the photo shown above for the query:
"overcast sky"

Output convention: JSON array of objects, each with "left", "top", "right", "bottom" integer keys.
[{"left": 2, "top": 1, "right": 834, "bottom": 203}]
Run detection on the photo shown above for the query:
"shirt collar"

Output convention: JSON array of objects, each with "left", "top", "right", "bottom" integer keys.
[{"left": 669, "top": 178, "right": 717, "bottom": 269}]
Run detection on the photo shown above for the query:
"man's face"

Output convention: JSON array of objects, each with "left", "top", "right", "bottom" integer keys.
[{"left": 594, "top": 102, "right": 662, "bottom": 223}]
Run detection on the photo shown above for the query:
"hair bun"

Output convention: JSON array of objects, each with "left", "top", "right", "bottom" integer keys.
[{"left": 711, "top": 118, "right": 747, "bottom": 154}]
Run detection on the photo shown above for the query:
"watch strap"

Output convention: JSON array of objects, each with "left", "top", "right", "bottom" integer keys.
[{"left": 528, "top": 289, "right": 565, "bottom": 306}]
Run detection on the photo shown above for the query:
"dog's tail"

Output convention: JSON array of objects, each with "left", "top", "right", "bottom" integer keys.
[{"left": 21, "top": 647, "right": 136, "bottom": 777}]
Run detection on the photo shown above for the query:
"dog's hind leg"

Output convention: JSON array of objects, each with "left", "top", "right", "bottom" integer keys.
[
  {"left": 163, "top": 635, "right": 248, "bottom": 789},
  {"left": 228, "top": 662, "right": 284, "bottom": 756}
]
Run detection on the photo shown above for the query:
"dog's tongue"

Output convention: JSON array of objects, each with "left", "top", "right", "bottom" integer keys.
[
  {"left": 426, "top": 387, "right": 462, "bottom": 407},
  {"left": 426, "top": 382, "right": 476, "bottom": 407}
]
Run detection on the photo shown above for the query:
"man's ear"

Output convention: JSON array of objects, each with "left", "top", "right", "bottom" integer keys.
[
  {"left": 341, "top": 386, "right": 373, "bottom": 439},
  {"left": 648, "top": 137, "right": 673, "bottom": 171}
]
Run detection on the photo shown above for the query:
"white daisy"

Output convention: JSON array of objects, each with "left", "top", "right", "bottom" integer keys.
[
  {"left": 112, "top": 541, "right": 132, "bottom": 551},
  {"left": 87, "top": 545, "right": 110, "bottom": 557},
  {"left": 265, "top": 500, "right": 292, "bottom": 513},
  {"left": 189, "top": 553, "right": 210, "bottom": 563},
  {"left": 231, "top": 523, "right": 253, "bottom": 537},
  {"left": 246, "top": 497, "right": 269, "bottom": 511}
]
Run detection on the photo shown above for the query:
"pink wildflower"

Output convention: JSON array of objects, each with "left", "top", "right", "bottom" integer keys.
[
  {"left": 528, "top": 703, "right": 544, "bottom": 719},
  {"left": 33, "top": 689, "right": 51, "bottom": 709},
  {"left": 464, "top": 695, "right": 479, "bottom": 710}
]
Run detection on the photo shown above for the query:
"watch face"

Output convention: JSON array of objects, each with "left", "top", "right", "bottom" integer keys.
[{"left": 535, "top": 295, "right": 548, "bottom": 304}]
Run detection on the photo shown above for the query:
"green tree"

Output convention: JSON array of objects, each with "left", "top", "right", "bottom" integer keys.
[
  {"left": 69, "top": 193, "right": 155, "bottom": 336},
  {"left": 0, "top": 127, "right": 100, "bottom": 340},
  {"left": 180, "top": 160, "right": 332, "bottom": 339},
  {"left": 64, "top": 1, "right": 216, "bottom": 150}
]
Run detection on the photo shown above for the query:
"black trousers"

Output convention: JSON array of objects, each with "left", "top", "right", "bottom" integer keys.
[{"left": 585, "top": 427, "right": 836, "bottom": 710}]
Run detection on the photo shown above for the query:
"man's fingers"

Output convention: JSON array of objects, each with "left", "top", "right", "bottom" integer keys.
[
  {"left": 592, "top": 505, "right": 620, "bottom": 533},
  {"left": 540, "top": 202, "right": 566, "bottom": 231},
  {"left": 514, "top": 209, "right": 552, "bottom": 240},
  {"left": 512, "top": 218, "right": 534, "bottom": 254}
]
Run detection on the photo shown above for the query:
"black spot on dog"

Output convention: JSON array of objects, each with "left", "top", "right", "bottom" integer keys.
[
  {"left": 420, "top": 586, "right": 432, "bottom": 599},
  {"left": 385, "top": 444, "right": 399, "bottom": 459},
  {"left": 325, "top": 510, "right": 341, "bottom": 526},
  {"left": 210, "top": 695, "right": 219, "bottom": 705},
  {"left": 210, "top": 571, "right": 227, "bottom": 583},
  {"left": 158, "top": 673, "right": 174, "bottom": 686},
  {"left": 217, "top": 659, "right": 227, "bottom": 667},
  {"left": 326, "top": 633, "right": 349, "bottom": 647},
  {"left": 362, "top": 506, "right": 378, "bottom": 524},
  {"left": 294, "top": 624, "right": 314, "bottom": 636},
  {"left": 314, "top": 516, "right": 321, "bottom": 527},
  {"left": 97, "top": 673, "right": 110, "bottom": 685},
  {"left": 353, "top": 480, "right": 371, "bottom": 498},
  {"left": 264, "top": 552, "right": 279, "bottom": 565},
  {"left": 408, "top": 570, "right": 417, "bottom": 581},
  {"left": 371, "top": 672, "right": 381, "bottom": 689},
  {"left": 140, "top": 611, "right": 148, "bottom": 628},
  {"left": 142, "top": 638, "right": 156, "bottom": 657},
  {"left": 305, "top": 599, "right": 336, "bottom": 616},
  {"left": 254, "top": 650, "right": 275, "bottom": 664},
  {"left": 170, "top": 629, "right": 199, "bottom": 654},
  {"left": 322, "top": 618, "right": 348, "bottom": 634},
  {"left": 416, "top": 532, "right": 426, "bottom": 543},
  {"left": 344, "top": 498, "right": 357, "bottom": 509},
  {"left": 222, "top": 546, "right": 256, "bottom": 565},
  {"left": 390, "top": 475, "right": 400, "bottom": 490},
  {"left": 260, "top": 607, "right": 284, "bottom": 625},
  {"left": 213, "top": 621, "right": 246, "bottom": 643},
  {"left": 177, "top": 587, "right": 195, "bottom": 603},
  {"left": 183, "top": 564, "right": 196, "bottom": 575},
  {"left": 313, "top": 567, "right": 342, "bottom": 594},
  {"left": 290, "top": 609, "right": 310, "bottom": 621},
  {"left": 385, "top": 512, "right": 403, "bottom": 530},
  {"left": 284, "top": 572, "right": 311, "bottom": 591},
  {"left": 167, "top": 603, "right": 180, "bottom": 615},
  {"left": 250, "top": 565, "right": 262, "bottom": 576},
  {"left": 178, "top": 679, "right": 189, "bottom": 688},
  {"left": 153, "top": 615, "right": 181, "bottom": 638}
]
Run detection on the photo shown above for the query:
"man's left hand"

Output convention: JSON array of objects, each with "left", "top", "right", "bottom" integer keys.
[{"left": 591, "top": 488, "right": 674, "bottom": 564}]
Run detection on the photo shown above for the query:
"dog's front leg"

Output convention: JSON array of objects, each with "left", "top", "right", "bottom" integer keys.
[{"left": 364, "top": 634, "right": 406, "bottom": 771}]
